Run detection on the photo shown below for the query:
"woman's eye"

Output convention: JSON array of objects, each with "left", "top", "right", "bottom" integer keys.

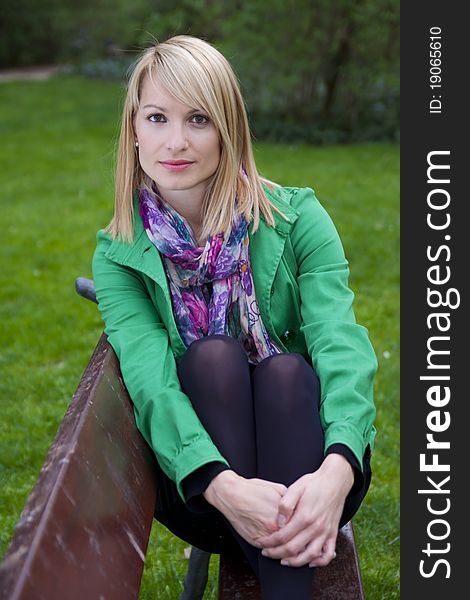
[
  {"left": 148, "top": 114, "right": 166, "bottom": 123},
  {"left": 191, "top": 114, "right": 209, "bottom": 125}
]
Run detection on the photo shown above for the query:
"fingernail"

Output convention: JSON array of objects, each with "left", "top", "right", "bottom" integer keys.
[
  {"left": 278, "top": 515, "right": 286, "bottom": 527},
  {"left": 309, "top": 562, "right": 317, "bottom": 568},
  {"left": 280, "top": 559, "right": 290, "bottom": 566},
  {"left": 333, "top": 552, "right": 337, "bottom": 559},
  {"left": 261, "top": 549, "right": 268, "bottom": 557}
]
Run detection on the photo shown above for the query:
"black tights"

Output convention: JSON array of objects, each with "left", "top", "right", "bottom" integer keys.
[{"left": 154, "top": 335, "right": 365, "bottom": 600}]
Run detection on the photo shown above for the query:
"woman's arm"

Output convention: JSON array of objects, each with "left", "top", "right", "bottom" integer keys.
[
  {"left": 291, "top": 187, "right": 377, "bottom": 472},
  {"left": 92, "top": 229, "right": 229, "bottom": 502}
]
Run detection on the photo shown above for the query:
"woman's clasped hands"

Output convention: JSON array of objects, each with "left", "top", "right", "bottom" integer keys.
[
  {"left": 204, "top": 453, "right": 354, "bottom": 568},
  {"left": 203, "top": 471, "right": 288, "bottom": 545},
  {"left": 258, "top": 454, "right": 354, "bottom": 568}
]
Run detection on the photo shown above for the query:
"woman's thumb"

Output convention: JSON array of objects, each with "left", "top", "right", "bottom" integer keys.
[{"left": 277, "top": 490, "right": 298, "bottom": 527}]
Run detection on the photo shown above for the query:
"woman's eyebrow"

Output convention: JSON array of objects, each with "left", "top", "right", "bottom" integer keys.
[
  {"left": 142, "top": 104, "right": 201, "bottom": 115},
  {"left": 142, "top": 104, "right": 166, "bottom": 110}
]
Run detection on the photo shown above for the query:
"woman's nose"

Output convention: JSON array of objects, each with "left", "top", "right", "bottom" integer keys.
[{"left": 165, "top": 123, "right": 189, "bottom": 151}]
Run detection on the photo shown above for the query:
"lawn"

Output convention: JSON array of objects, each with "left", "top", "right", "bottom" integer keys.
[{"left": 0, "top": 76, "right": 399, "bottom": 598}]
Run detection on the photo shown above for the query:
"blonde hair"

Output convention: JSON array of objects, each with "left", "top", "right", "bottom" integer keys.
[{"left": 105, "top": 35, "right": 287, "bottom": 243}]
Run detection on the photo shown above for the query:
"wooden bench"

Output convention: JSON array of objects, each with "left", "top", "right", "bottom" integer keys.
[{"left": 0, "top": 278, "right": 365, "bottom": 599}]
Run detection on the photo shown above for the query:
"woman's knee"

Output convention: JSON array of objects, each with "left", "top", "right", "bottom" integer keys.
[
  {"left": 255, "top": 352, "right": 318, "bottom": 385},
  {"left": 253, "top": 353, "right": 321, "bottom": 410}
]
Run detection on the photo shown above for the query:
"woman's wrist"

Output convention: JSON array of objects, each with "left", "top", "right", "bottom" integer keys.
[
  {"left": 320, "top": 453, "right": 355, "bottom": 494},
  {"left": 203, "top": 469, "right": 240, "bottom": 507}
]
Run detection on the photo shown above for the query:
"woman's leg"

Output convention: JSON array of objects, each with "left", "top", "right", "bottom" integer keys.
[
  {"left": 251, "top": 352, "right": 324, "bottom": 599},
  {"left": 177, "top": 335, "right": 261, "bottom": 574},
  {"left": 177, "top": 334, "right": 257, "bottom": 477},
  {"left": 178, "top": 338, "right": 325, "bottom": 599}
]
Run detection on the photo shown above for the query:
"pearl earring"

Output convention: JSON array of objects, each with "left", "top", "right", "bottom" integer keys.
[{"left": 135, "top": 141, "right": 139, "bottom": 148}]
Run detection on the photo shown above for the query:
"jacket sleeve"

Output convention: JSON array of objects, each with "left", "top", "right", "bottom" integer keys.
[
  {"left": 290, "top": 187, "right": 377, "bottom": 471},
  {"left": 92, "top": 230, "right": 230, "bottom": 501}
]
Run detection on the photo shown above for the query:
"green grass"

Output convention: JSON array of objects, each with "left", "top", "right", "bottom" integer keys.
[{"left": 0, "top": 77, "right": 399, "bottom": 598}]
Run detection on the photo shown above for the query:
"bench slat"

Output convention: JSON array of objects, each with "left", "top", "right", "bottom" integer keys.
[
  {"left": 218, "top": 522, "right": 365, "bottom": 599},
  {"left": 0, "top": 335, "right": 158, "bottom": 600}
]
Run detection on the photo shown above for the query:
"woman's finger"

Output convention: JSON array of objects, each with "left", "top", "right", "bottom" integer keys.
[
  {"left": 261, "top": 525, "right": 316, "bottom": 561},
  {"left": 276, "top": 478, "right": 306, "bottom": 523},
  {"left": 280, "top": 538, "right": 325, "bottom": 568},
  {"left": 278, "top": 533, "right": 337, "bottom": 568},
  {"left": 276, "top": 491, "right": 300, "bottom": 527},
  {"left": 259, "top": 507, "right": 321, "bottom": 555},
  {"left": 257, "top": 489, "right": 306, "bottom": 547},
  {"left": 308, "top": 537, "right": 337, "bottom": 568}
]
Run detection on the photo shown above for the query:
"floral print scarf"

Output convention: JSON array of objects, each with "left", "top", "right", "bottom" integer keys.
[{"left": 139, "top": 188, "right": 282, "bottom": 364}]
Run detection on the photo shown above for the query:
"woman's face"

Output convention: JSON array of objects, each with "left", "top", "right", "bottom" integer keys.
[{"left": 134, "top": 74, "right": 221, "bottom": 203}]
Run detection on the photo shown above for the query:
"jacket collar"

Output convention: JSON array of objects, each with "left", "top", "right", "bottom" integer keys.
[{"left": 104, "top": 193, "right": 168, "bottom": 289}]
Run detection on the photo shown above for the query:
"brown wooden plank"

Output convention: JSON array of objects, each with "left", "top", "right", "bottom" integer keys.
[
  {"left": 0, "top": 334, "right": 158, "bottom": 600},
  {"left": 218, "top": 521, "right": 365, "bottom": 599},
  {"left": 218, "top": 553, "right": 261, "bottom": 600},
  {"left": 313, "top": 522, "right": 365, "bottom": 600}
]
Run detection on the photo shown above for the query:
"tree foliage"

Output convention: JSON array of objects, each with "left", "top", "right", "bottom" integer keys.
[
  {"left": 0, "top": 0, "right": 399, "bottom": 142},
  {"left": 213, "top": 0, "right": 399, "bottom": 142}
]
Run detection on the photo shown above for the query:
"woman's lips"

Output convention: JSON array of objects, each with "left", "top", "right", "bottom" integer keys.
[{"left": 159, "top": 160, "right": 194, "bottom": 171}]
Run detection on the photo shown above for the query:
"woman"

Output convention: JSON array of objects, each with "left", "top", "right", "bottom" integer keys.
[{"left": 92, "top": 35, "right": 377, "bottom": 599}]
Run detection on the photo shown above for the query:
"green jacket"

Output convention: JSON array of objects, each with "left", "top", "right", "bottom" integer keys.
[{"left": 92, "top": 185, "right": 377, "bottom": 501}]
